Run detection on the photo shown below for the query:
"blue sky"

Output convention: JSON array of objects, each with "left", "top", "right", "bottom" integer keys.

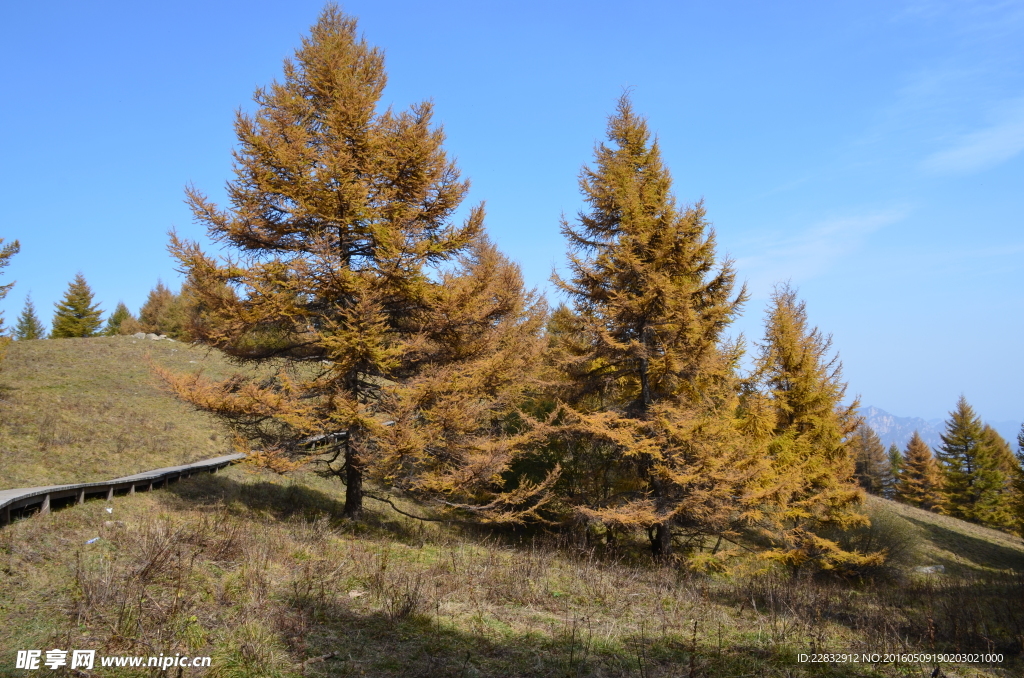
[{"left": 1, "top": 0, "right": 1022, "bottom": 425}]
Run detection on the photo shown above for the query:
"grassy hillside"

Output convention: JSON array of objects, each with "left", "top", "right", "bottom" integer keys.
[
  {"left": 865, "top": 495, "right": 1024, "bottom": 576},
  {"left": 0, "top": 336, "right": 237, "bottom": 489},
  {"left": 2, "top": 468, "right": 1022, "bottom": 678},
  {"left": 1, "top": 338, "right": 1022, "bottom": 677}
]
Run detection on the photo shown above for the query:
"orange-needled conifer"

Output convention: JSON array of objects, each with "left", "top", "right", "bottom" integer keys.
[
  {"left": 135, "top": 280, "right": 194, "bottom": 340},
  {"left": 895, "top": 431, "right": 941, "bottom": 510},
  {"left": 162, "top": 6, "right": 549, "bottom": 520},
  {"left": 546, "top": 95, "right": 758, "bottom": 560},
  {"left": 748, "top": 284, "right": 877, "bottom": 573}
]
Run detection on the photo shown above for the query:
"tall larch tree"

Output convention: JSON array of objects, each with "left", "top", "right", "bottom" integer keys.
[
  {"left": 50, "top": 273, "right": 103, "bottom": 338},
  {"left": 14, "top": 295, "right": 46, "bottom": 340},
  {"left": 936, "top": 397, "right": 1008, "bottom": 526},
  {"left": 748, "top": 284, "right": 876, "bottom": 573},
  {"left": 162, "top": 6, "right": 549, "bottom": 520},
  {"left": 895, "top": 431, "right": 941, "bottom": 510},
  {"left": 851, "top": 422, "right": 891, "bottom": 495},
  {"left": 547, "top": 94, "right": 756, "bottom": 560}
]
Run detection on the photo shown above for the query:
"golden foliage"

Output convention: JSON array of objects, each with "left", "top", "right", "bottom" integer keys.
[
  {"left": 543, "top": 96, "right": 756, "bottom": 559},
  {"left": 161, "top": 6, "right": 549, "bottom": 521}
]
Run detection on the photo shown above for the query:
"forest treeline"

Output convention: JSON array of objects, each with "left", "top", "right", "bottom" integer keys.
[
  {"left": 11, "top": 272, "right": 193, "bottom": 341},
  {"left": 4, "top": 5, "right": 1023, "bottom": 573}
]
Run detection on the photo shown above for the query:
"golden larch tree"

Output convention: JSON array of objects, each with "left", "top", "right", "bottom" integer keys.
[
  {"left": 546, "top": 95, "right": 759, "bottom": 560},
  {"left": 747, "top": 284, "right": 878, "bottom": 573},
  {"left": 163, "top": 5, "right": 548, "bottom": 520},
  {"left": 895, "top": 431, "right": 941, "bottom": 510}
]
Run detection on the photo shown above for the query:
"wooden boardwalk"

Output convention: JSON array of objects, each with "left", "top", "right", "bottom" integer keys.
[{"left": 0, "top": 453, "right": 245, "bottom": 526}]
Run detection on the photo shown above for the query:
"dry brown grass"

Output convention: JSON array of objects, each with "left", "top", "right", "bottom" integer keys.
[
  {"left": 2, "top": 338, "right": 1023, "bottom": 676},
  {"left": 1, "top": 466, "right": 1022, "bottom": 677},
  {"left": 0, "top": 336, "right": 238, "bottom": 489}
]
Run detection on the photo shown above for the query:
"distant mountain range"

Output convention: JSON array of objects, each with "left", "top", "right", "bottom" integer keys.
[{"left": 861, "top": 406, "right": 1022, "bottom": 453}]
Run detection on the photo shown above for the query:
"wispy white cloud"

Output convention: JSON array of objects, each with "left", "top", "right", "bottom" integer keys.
[
  {"left": 921, "top": 95, "right": 1024, "bottom": 174},
  {"left": 734, "top": 208, "right": 911, "bottom": 296},
  {"left": 894, "top": 1, "right": 1024, "bottom": 42}
]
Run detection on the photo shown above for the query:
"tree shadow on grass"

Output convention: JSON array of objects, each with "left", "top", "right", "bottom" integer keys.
[
  {"left": 901, "top": 515, "right": 1024, "bottom": 575},
  {"left": 270, "top": 606, "right": 886, "bottom": 678},
  {"left": 158, "top": 469, "right": 438, "bottom": 543},
  {"left": 149, "top": 473, "right": 941, "bottom": 677}
]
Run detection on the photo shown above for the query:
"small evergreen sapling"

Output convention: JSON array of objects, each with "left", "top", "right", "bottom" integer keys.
[
  {"left": 14, "top": 295, "right": 46, "bottom": 340},
  {"left": 886, "top": 443, "right": 903, "bottom": 499}
]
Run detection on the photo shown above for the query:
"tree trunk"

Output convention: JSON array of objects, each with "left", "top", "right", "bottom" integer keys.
[
  {"left": 343, "top": 446, "right": 363, "bottom": 518},
  {"left": 648, "top": 522, "right": 672, "bottom": 559}
]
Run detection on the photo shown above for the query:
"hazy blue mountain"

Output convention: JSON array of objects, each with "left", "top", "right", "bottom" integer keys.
[{"left": 861, "top": 406, "right": 1021, "bottom": 453}]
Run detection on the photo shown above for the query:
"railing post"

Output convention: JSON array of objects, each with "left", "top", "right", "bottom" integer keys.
[
  {"left": 77, "top": 489, "right": 85, "bottom": 505},
  {"left": 129, "top": 484, "right": 135, "bottom": 496},
  {"left": 106, "top": 487, "right": 114, "bottom": 501},
  {"left": 40, "top": 494, "right": 51, "bottom": 516}
]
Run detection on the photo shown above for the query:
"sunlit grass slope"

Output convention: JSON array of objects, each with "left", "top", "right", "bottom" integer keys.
[{"left": 0, "top": 336, "right": 236, "bottom": 489}]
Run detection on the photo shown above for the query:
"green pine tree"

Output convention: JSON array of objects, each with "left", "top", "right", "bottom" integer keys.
[
  {"left": 979, "top": 424, "right": 1016, "bottom": 529},
  {"left": 50, "top": 273, "right": 103, "bottom": 338},
  {"left": 936, "top": 397, "right": 1008, "bottom": 526},
  {"left": 14, "top": 295, "right": 46, "bottom": 340},
  {"left": 886, "top": 443, "right": 903, "bottom": 499},
  {"left": 103, "top": 301, "right": 135, "bottom": 336}
]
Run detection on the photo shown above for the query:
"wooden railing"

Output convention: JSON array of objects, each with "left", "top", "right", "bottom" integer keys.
[{"left": 0, "top": 453, "right": 245, "bottom": 527}]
